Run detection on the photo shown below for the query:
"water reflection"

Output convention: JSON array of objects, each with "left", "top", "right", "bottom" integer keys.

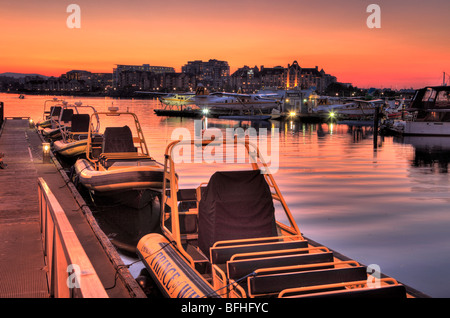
[
  {"left": 397, "top": 136, "right": 450, "bottom": 173},
  {"left": 3, "top": 93, "right": 450, "bottom": 297}
]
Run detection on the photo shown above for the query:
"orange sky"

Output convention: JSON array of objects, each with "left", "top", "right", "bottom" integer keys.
[{"left": 0, "top": 0, "right": 449, "bottom": 88}]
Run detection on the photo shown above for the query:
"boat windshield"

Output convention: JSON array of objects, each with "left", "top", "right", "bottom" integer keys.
[{"left": 436, "top": 90, "right": 450, "bottom": 108}]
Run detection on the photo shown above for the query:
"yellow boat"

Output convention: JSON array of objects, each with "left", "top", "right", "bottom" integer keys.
[{"left": 137, "top": 139, "right": 425, "bottom": 298}]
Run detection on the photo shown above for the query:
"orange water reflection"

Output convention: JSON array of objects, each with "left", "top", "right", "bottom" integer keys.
[{"left": 2, "top": 93, "right": 450, "bottom": 297}]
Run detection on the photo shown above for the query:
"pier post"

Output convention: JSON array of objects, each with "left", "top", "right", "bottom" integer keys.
[
  {"left": 373, "top": 106, "right": 380, "bottom": 149},
  {"left": 0, "top": 102, "right": 4, "bottom": 128}
]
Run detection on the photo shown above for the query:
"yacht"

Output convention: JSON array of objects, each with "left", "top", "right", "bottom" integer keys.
[{"left": 385, "top": 86, "right": 450, "bottom": 135}]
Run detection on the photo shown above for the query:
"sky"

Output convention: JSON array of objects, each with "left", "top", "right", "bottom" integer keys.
[{"left": 0, "top": 0, "right": 449, "bottom": 88}]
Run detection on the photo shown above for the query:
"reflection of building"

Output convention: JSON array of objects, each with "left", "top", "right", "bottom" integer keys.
[{"left": 182, "top": 59, "right": 230, "bottom": 90}]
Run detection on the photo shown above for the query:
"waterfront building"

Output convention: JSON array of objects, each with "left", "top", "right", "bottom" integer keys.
[
  {"left": 113, "top": 64, "right": 175, "bottom": 90},
  {"left": 260, "top": 65, "right": 286, "bottom": 89},
  {"left": 230, "top": 61, "right": 337, "bottom": 94},
  {"left": 182, "top": 59, "right": 230, "bottom": 90},
  {"left": 285, "top": 61, "right": 302, "bottom": 89},
  {"left": 230, "top": 65, "right": 261, "bottom": 93}
]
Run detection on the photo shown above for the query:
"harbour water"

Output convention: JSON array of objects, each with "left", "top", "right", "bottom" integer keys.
[{"left": 2, "top": 93, "right": 450, "bottom": 298}]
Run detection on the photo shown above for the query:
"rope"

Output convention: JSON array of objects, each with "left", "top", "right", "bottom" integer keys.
[{"left": 104, "top": 240, "right": 175, "bottom": 291}]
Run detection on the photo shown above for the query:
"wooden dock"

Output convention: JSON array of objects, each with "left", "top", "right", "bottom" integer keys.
[{"left": 0, "top": 118, "right": 145, "bottom": 298}]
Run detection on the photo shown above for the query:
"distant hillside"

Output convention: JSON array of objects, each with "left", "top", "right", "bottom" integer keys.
[{"left": 0, "top": 72, "right": 49, "bottom": 79}]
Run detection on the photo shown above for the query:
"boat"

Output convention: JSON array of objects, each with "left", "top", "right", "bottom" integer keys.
[
  {"left": 383, "top": 98, "right": 412, "bottom": 120},
  {"left": 73, "top": 108, "right": 165, "bottom": 209},
  {"left": 218, "top": 115, "right": 271, "bottom": 121},
  {"left": 52, "top": 104, "right": 100, "bottom": 159},
  {"left": 142, "top": 85, "right": 281, "bottom": 114},
  {"left": 41, "top": 105, "right": 74, "bottom": 140},
  {"left": 136, "top": 138, "right": 421, "bottom": 298},
  {"left": 36, "top": 98, "right": 65, "bottom": 128},
  {"left": 313, "top": 99, "right": 386, "bottom": 120},
  {"left": 383, "top": 86, "right": 450, "bottom": 136}
]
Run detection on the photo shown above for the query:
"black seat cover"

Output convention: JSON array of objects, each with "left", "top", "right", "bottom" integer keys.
[
  {"left": 50, "top": 106, "right": 61, "bottom": 117},
  {"left": 198, "top": 170, "right": 276, "bottom": 257},
  {"left": 60, "top": 109, "right": 74, "bottom": 122},
  {"left": 103, "top": 126, "right": 136, "bottom": 153},
  {"left": 71, "top": 114, "right": 90, "bottom": 133}
]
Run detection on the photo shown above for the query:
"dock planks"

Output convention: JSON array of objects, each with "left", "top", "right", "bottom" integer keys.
[
  {"left": 0, "top": 119, "right": 143, "bottom": 298},
  {"left": 0, "top": 119, "right": 48, "bottom": 297}
]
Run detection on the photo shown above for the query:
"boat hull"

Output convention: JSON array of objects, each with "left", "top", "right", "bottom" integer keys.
[
  {"left": 53, "top": 139, "right": 87, "bottom": 157},
  {"left": 37, "top": 119, "right": 51, "bottom": 128},
  {"left": 74, "top": 158, "right": 165, "bottom": 192},
  {"left": 404, "top": 121, "right": 450, "bottom": 136},
  {"left": 41, "top": 127, "right": 62, "bottom": 140},
  {"left": 137, "top": 233, "right": 219, "bottom": 298}
]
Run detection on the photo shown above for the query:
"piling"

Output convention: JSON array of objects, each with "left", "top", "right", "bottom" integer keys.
[{"left": 373, "top": 106, "right": 380, "bottom": 149}]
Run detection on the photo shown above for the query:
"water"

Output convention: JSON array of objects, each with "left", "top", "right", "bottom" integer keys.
[{"left": 3, "top": 92, "right": 450, "bottom": 297}]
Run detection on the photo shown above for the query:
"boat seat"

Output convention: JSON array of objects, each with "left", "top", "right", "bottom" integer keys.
[
  {"left": 99, "top": 154, "right": 155, "bottom": 169},
  {"left": 177, "top": 188, "right": 197, "bottom": 201},
  {"left": 60, "top": 108, "right": 74, "bottom": 124},
  {"left": 287, "top": 284, "right": 407, "bottom": 298},
  {"left": 103, "top": 126, "right": 137, "bottom": 154},
  {"left": 50, "top": 106, "right": 61, "bottom": 118},
  {"left": 227, "top": 251, "right": 335, "bottom": 281},
  {"left": 71, "top": 114, "right": 90, "bottom": 133},
  {"left": 211, "top": 240, "right": 308, "bottom": 265},
  {"left": 248, "top": 266, "right": 367, "bottom": 297},
  {"left": 198, "top": 170, "right": 277, "bottom": 258}
]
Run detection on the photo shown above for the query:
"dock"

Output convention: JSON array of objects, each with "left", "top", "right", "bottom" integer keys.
[{"left": 0, "top": 117, "right": 146, "bottom": 298}]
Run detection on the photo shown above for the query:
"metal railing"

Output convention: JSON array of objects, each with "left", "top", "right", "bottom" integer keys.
[{"left": 38, "top": 177, "right": 108, "bottom": 298}]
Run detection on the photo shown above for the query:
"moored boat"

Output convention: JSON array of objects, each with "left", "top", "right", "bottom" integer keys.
[
  {"left": 382, "top": 86, "right": 450, "bottom": 136},
  {"left": 52, "top": 104, "right": 100, "bottom": 159},
  {"left": 41, "top": 106, "right": 74, "bottom": 140},
  {"left": 73, "top": 108, "right": 165, "bottom": 209},
  {"left": 36, "top": 98, "right": 65, "bottom": 128},
  {"left": 136, "top": 138, "right": 421, "bottom": 298},
  {"left": 314, "top": 99, "right": 386, "bottom": 121}
]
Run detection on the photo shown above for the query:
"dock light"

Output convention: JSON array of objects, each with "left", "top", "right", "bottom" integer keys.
[
  {"left": 202, "top": 108, "right": 209, "bottom": 115},
  {"left": 42, "top": 142, "right": 51, "bottom": 163},
  {"left": 329, "top": 111, "right": 336, "bottom": 119},
  {"left": 289, "top": 111, "right": 296, "bottom": 117}
]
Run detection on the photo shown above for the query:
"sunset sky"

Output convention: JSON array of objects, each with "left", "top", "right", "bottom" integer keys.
[{"left": 0, "top": 0, "right": 449, "bottom": 88}]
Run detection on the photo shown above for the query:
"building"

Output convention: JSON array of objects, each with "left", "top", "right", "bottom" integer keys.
[
  {"left": 259, "top": 65, "right": 286, "bottom": 89},
  {"left": 113, "top": 64, "right": 176, "bottom": 90},
  {"left": 230, "top": 66, "right": 260, "bottom": 93},
  {"left": 285, "top": 61, "right": 302, "bottom": 89},
  {"left": 182, "top": 59, "right": 230, "bottom": 90},
  {"left": 231, "top": 61, "right": 337, "bottom": 94}
]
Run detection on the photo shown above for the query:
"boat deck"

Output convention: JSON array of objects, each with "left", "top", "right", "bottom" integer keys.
[{"left": 0, "top": 118, "right": 145, "bottom": 298}]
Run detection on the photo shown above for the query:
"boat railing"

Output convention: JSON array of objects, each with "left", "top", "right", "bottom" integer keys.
[
  {"left": 85, "top": 111, "right": 149, "bottom": 163},
  {"left": 161, "top": 139, "right": 301, "bottom": 267},
  {"left": 38, "top": 177, "right": 108, "bottom": 298}
]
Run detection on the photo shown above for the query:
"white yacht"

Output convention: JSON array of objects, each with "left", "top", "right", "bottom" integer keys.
[{"left": 388, "top": 86, "right": 450, "bottom": 136}]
